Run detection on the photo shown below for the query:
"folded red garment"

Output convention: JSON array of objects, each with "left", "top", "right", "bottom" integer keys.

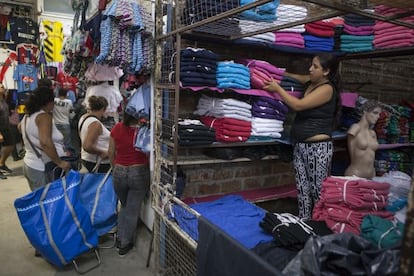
[
  {"left": 250, "top": 68, "right": 271, "bottom": 89},
  {"left": 200, "top": 116, "right": 251, "bottom": 128},
  {"left": 374, "top": 40, "right": 414, "bottom": 48},
  {"left": 217, "top": 128, "right": 251, "bottom": 137},
  {"left": 374, "top": 21, "right": 414, "bottom": 32},
  {"left": 306, "top": 20, "right": 336, "bottom": 29},
  {"left": 324, "top": 176, "right": 390, "bottom": 190},
  {"left": 304, "top": 24, "right": 334, "bottom": 37},
  {"left": 373, "top": 32, "right": 414, "bottom": 44},
  {"left": 313, "top": 202, "right": 393, "bottom": 234},
  {"left": 321, "top": 203, "right": 393, "bottom": 226}
]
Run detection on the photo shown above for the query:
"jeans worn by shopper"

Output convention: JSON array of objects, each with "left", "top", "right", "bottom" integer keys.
[{"left": 113, "top": 165, "right": 150, "bottom": 250}]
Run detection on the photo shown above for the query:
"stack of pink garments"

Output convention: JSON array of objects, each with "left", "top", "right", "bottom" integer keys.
[
  {"left": 373, "top": 5, "right": 414, "bottom": 49},
  {"left": 313, "top": 176, "right": 394, "bottom": 234},
  {"left": 273, "top": 32, "right": 305, "bottom": 48},
  {"left": 239, "top": 59, "right": 286, "bottom": 90},
  {"left": 200, "top": 115, "right": 252, "bottom": 143},
  {"left": 343, "top": 24, "right": 374, "bottom": 36}
]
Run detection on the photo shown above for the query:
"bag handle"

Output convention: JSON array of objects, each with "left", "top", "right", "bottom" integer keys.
[
  {"left": 90, "top": 167, "right": 113, "bottom": 225},
  {"left": 39, "top": 174, "right": 95, "bottom": 265}
]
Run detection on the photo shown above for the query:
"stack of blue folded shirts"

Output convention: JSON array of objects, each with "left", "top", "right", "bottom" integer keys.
[
  {"left": 303, "top": 34, "right": 334, "bottom": 51},
  {"left": 216, "top": 61, "right": 251, "bottom": 89}
]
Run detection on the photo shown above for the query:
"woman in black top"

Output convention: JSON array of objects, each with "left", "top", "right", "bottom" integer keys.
[{"left": 263, "top": 53, "right": 341, "bottom": 220}]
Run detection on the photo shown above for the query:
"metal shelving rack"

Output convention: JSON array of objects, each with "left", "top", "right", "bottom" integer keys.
[{"left": 151, "top": 1, "right": 414, "bottom": 274}]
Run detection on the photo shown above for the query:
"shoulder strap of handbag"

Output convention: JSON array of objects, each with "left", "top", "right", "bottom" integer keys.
[
  {"left": 24, "top": 115, "right": 43, "bottom": 159},
  {"left": 78, "top": 114, "right": 98, "bottom": 133}
]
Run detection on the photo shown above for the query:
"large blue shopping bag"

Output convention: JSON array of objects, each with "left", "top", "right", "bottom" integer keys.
[
  {"left": 14, "top": 170, "right": 99, "bottom": 268},
  {"left": 80, "top": 168, "right": 118, "bottom": 236}
]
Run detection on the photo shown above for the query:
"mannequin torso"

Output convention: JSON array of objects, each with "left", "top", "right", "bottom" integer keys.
[
  {"left": 345, "top": 123, "right": 379, "bottom": 178},
  {"left": 344, "top": 103, "right": 382, "bottom": 179}
]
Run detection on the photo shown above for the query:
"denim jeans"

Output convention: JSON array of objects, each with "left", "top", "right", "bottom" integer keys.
[{"left": 113, "top": 164, "right": 150, "bottom": 247}]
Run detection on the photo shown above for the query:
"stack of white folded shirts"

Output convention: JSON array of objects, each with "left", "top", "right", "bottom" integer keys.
[
  {"left": 251, "top": 117, "right": 284, "bottom": 138},
  {"left": 194, "top": 94, "right": 252, "bottom": 122},
  {"left": 276, "top": 4, "right": 307, "bottom": 32}
]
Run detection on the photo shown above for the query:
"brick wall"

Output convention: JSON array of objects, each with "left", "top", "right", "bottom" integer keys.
[{"left": 180, "top": 159, "right": 295, "bottom": 199}]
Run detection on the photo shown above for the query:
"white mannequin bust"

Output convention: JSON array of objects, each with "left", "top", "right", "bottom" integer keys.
[{"left": 344, "top": 100, "right": 382, "bottom": 179}]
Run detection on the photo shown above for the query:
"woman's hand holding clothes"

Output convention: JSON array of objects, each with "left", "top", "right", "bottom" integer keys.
[{"left": 263, "top": 79, "right": 283, "bottom": 94}]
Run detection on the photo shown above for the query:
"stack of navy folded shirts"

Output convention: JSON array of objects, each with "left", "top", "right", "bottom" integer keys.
[
  {"left": 180, "top": 47, "right": 220, "bottom": 87},
  {"left": 182, "top": 0, "right": 239, "bottom": 24},
  {"left": 280, "top": 75, "right": 305, "bottom": 93},
  {"left": 341, "top": 14, "right": 374, "bottom": 52},
  {"left": 216, "top": 61, "right": 251, "bottom": 89},
  {"left": 238, "top": 59, "right": 285, "bottom": 90},
  {"left": 177, "top": 119, "right": 216, "bottom": 146},
  {"left": 251, "top": 97, "right": 288, "bottom": 138}
]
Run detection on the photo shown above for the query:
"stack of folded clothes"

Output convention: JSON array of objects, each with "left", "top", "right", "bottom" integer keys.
[
  {"left": 180, "top": 47, "right": 220, "bottom": 87},
  {"left": 200, "top": 115, "right": 252, "bottom": 143},
  {"left": 340, "top": 13, "right": 374, "bottom": 52},
  {"left": 239, "top": 0, "right": 279, "bottom": 22},
  {"left": 216, "top": 61, "right": 251, "bottom": 89},
  {"left": 280, "top": 75, "right": 305, "bottom": 93},
  {"left": 304, "top": 18, "right": 344, "bottom": 51},
  {"left": 373, "top": 5, "right": 414, "bottom": 49},
  {"left": 194, "top": 94, "right": 252, "bottom": 122},
  {"left": 177, "top": 119, "right": 216, "bottom": 146},
  {"left": 276, "top": 4, "right": 307, "bottom": 31},
  {"left": 250, "top": 97, "right": 289, "bottom": 138},
  {"left": 313, "top": 176, "right": 394, "bottom": 235},
  {"left": 274, "top": 32, "right": 305, "bottom": 48},
  {"left": 239, "top": 59, "right": 285, "bottom": 89}
]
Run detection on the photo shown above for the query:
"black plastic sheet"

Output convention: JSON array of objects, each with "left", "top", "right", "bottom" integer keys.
[{"left": 283, "top": 232, "right": 400, "bottom": 276}]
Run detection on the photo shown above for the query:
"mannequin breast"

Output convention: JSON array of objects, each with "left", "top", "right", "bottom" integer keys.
[{"left": 345, "top": 125, "right": 378, "bottom": 179}]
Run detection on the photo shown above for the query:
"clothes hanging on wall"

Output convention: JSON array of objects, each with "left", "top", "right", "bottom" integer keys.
[
  {"left": 40, "top": 20, "right": 64, "bottom": 62},
  {"left": 6, "top": 17, "right": 39, "bottom": 49},
  {"left": 0, "top": 47, "right": 17, "bottom": 89}
]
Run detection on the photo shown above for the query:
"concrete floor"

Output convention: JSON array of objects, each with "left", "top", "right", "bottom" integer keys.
[{"left": 0, "top": 158, "right": 156, "bottom": 276}]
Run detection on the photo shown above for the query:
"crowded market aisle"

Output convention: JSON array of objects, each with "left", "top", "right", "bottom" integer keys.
[{"left": 0, "top": 159, "right": 155, "bottom": 276}]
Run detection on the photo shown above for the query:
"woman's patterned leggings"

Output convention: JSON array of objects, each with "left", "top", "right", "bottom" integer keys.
[{"left": 293, "top": 140, "right": 333, "bottom": 220}]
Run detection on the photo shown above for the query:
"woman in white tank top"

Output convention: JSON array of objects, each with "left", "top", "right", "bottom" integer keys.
[
  {"left": 19, "top": 86, "right": 71, "bottom": 191},
  {"left": 78, "top": 95, "right": 111, "bottom": 173}
]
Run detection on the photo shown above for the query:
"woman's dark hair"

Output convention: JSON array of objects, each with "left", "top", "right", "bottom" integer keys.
[
  {"left": 25, "top": 87, "right": 55, "bottom": 115},
  {"left": 122, "top": 111, "right": 138, "bottom": 126},
  {"left": 58, "top": 88, "right": 68, "bottom": 97},
  {"left": 316, "top": 53, "right": 342, "bottom": 93},
  {"left": 316, "top": 53, "right": 342, "bottom": 129},
  {"left": 88, "top": 95, "right": 108, "bottom": 111},
  {"left": 38, "top": 78, "right": 53, "bottom": 88}
]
